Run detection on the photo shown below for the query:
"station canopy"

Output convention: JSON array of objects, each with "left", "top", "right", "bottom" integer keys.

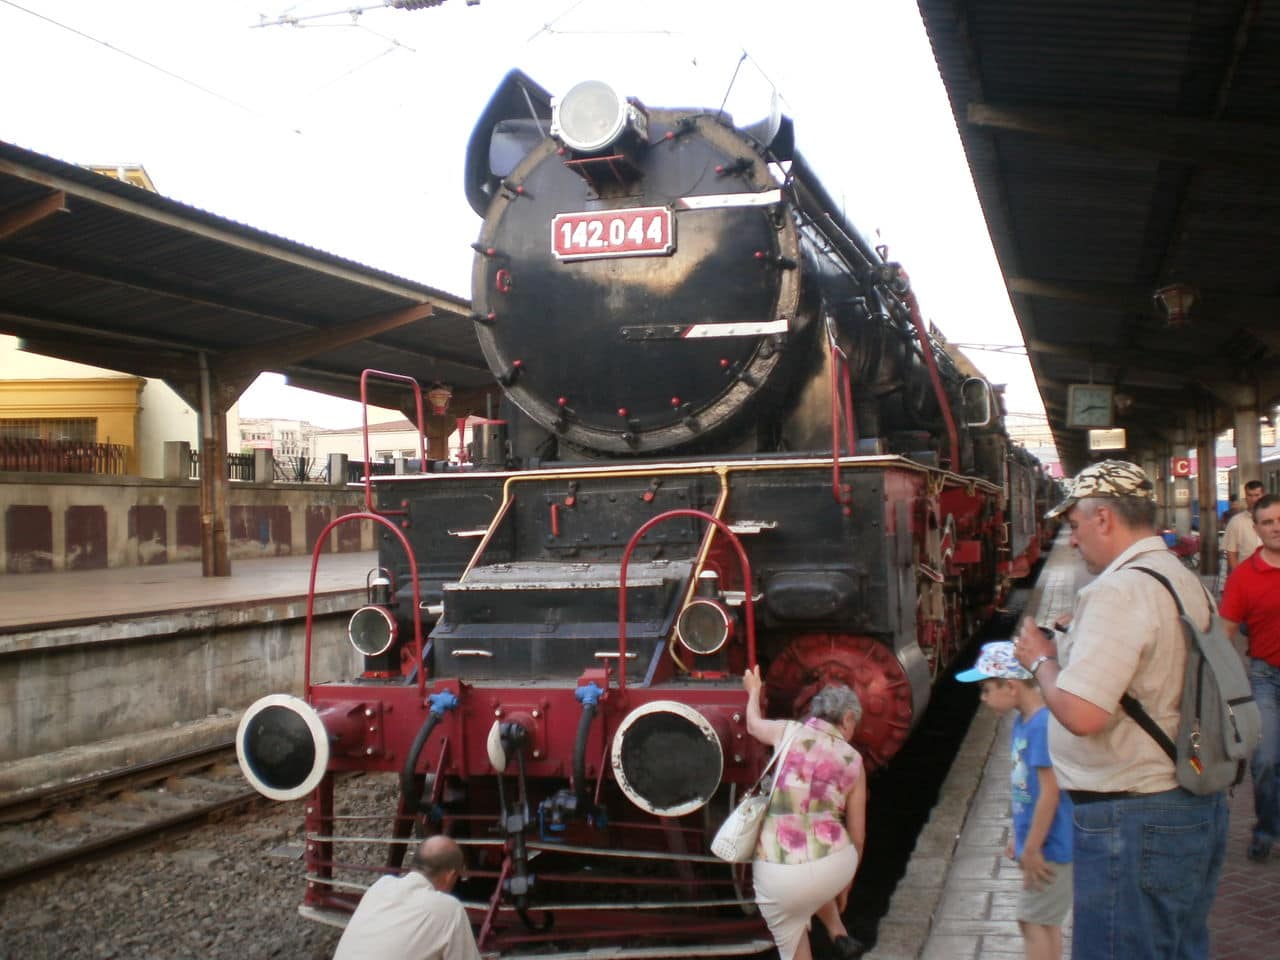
[
  {"left": 918, "top": 0, "right": 1280, "bottom": 472},
  {"left": 0, "top": 139, "right": 491, "bottom": 418}
]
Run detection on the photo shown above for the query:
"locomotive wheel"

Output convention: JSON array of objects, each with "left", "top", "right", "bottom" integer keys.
[{"left": 765, "top": 633, "right": 915, "bottom": 771}]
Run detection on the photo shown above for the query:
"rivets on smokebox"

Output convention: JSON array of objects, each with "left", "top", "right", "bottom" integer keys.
[{"left": 499, "top": 360, "right": 523, "bottom": 386}]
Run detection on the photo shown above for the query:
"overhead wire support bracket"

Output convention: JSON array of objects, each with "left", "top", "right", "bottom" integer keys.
[{"left": 252, "top": 0, "right": 474, "bottom": 30}]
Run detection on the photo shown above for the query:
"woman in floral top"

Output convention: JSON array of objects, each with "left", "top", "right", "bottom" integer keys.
[{"left": 744, "top": 665, "right": 867, "bottom": 960}]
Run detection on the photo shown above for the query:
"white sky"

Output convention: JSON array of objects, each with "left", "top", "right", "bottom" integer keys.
[{"left": 0, "top": 0, "right": 1046, "bottom": 434}]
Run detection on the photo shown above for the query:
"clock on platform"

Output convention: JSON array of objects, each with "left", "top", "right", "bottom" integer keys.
[{"left": 1067, "top": 384, "right": 1115, "bottom": 428}]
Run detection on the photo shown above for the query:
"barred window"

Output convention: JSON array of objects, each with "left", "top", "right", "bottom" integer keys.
[{"left": 0, "top": 417, "right": 97, "bottom": 441}]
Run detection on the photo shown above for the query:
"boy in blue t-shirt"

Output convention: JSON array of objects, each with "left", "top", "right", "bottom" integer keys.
[{"left": 958, "top": 640, "right": 1073, "bottom": 960}]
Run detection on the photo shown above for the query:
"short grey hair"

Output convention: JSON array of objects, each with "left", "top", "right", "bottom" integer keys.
[
  {"left": 809, "top": 684, "right": 862, "bottom": 727},
  {"left": 1077, "top": 494, "right": 1156, "bottom": 529},
  {"left": 412, "top": 835, "right": 465, "bottom": 881}
]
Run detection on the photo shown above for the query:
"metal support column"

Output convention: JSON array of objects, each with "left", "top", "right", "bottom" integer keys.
[
  {"left": 198, "top": 352, "right": 231, "bottom": 577},
  {"left": 1234, "top": 400, "right": 1262, "bottom": 497},
  {"left": 1195, "top": 413, "right": 1218, "bottom": 574},
  {"left": 1169, "top": 427, "right": 1190, "bottom": 533}
]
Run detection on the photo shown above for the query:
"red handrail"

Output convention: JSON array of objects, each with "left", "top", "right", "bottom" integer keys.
[
  {"left": 897, "top": 268, "right": 959, "bottom": 470},
  {"left": 303, "top": 511, "right": 426, "bottom": 700},
  {"left": 616, "top": 509, "right": 757, "bottom": 690},
  {"left": 359, "top": 369, "right": 428, "bottom": 513},
  {"left": 829, "top": 340, "right": 857, "bottom": 514}
]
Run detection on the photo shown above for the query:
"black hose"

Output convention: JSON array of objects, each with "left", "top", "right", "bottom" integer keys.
[
  {"left": 400, "top": 712, "right": 441, "bottom": 814},
  {"left": 518, "top": 906, "right": 554, "bottom": 933},
  {"left": 573, "top": 700, "right": 597, "bottom": 810}
]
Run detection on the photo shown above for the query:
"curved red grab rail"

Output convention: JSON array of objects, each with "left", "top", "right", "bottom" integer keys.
[
  {"left": 616, "top": 509, "right": 757, "bottom": 690},
  {"left": 359, "top": 369, "right": 428, "bottom": 514},
  {"left": 303, "top": 511, "right": 426, "bottom": 700}
]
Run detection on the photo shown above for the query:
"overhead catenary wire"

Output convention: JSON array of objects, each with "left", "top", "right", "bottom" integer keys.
[
  {"left": 526, "top": 0, "right": 590, "bottom": 42},
  {"left": 0, "top": 0, "right": 268, "bottom": 120},
  {"left": 308, "top": 43, "right": 406, "bottom": 95},
  {"left": 948, "top": 342, "right": 1028, "bottom": 355},
  {"left": 0, "top": 0, "right": 419, "bottom": 142}
]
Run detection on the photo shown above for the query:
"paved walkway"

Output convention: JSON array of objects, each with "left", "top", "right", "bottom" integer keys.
[
  {"left": 893, "top": 539, "right": 1278, "bottom": 960},
  {"left": 0, "top": 550, "right": 377, "bottom": 633}
]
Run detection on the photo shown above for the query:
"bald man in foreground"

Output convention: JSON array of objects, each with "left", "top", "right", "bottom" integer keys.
[{"left": 333, "top": 835, "right": 480, "bottom": 960}]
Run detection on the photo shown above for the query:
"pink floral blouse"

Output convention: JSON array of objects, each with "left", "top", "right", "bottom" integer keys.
[{"left": 755, "top": 718, "right": 863, "bottom": 864}]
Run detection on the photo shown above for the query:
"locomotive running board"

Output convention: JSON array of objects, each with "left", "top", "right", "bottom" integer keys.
[
  {"left": 303, "top": 872, "right": 755, "bottom": 910},
  {"left": 479, "top": 942, "right": 775, "bottom": 959},
  {"left": 300, "top": 906, "right": 773, "bottom": 958}
]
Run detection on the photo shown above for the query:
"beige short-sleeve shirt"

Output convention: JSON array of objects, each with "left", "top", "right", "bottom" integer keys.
[
  {"left": 333, "top": 873, "right": 481, "bottom": 960},
  {"left": 1048, "top": 536, "right": 1210, "bottom": 793},
  {"left": 1223, "top": 509, "right": 1260, "bottom": 562}
]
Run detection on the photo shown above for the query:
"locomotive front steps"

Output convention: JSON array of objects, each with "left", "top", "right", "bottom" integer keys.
[{"left": 433, "top": 559, "right": 691, "bottom": 681}]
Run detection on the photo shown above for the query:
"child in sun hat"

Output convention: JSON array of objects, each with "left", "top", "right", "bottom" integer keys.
[{"left": 957, "top": 641, "right": 1074, "bottom": 960}]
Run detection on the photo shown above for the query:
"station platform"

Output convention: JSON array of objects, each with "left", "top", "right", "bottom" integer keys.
[
  {"left": 0, "top": 550, "right": 378, "bottom": 636},
  {"left": 869, "top": 538, "right": 1276, "bottom": 960},
  {"left": 0, "top": 551, "right": 378, "bottom": 793}
]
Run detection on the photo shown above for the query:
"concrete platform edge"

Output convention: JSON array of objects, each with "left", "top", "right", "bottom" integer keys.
[
  {"left": 0, "top": 588, "right": 365, "bottom": 655},
  {"left": 864, "top": 704, "right": 1003, "bottom": 960},
  {"left": 0, "top": 712, "right": 242, "bottom": 799}
]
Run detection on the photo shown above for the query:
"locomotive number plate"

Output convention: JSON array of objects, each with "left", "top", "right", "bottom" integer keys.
[{"left": 551, "top": 207, "right": 674, "bottom": 261}]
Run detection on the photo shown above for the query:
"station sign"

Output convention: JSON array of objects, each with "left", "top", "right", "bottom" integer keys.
[{"left": 1088, "top": 428, "right": 1127, "bottom": 451}]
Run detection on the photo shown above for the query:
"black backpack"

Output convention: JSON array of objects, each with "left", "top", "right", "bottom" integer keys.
[{"left": 1120, "top": 567, "right": 1261, "bottom": 795}]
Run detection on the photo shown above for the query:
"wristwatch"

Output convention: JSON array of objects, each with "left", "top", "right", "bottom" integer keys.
[{"left": 1028, "top": 655, "right": 1057, "bottom": 677}]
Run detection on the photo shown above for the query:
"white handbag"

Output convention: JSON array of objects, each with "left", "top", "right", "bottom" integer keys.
[{"left": 711, "top": 723, "right": 801, "bottom": 863}]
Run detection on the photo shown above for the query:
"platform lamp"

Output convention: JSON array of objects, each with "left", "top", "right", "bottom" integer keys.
[
  {"left": 427, "top": 383, "right": 453, "bottom": 416},
  {"left": 1153, "top": 282, "right": 1197, "bottom": 327}
]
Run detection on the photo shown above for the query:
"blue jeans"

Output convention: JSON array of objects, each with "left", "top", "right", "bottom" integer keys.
[
  {"left": 1071, "top": 788, "right": 1227, "bottom": 960},
  {"left": 1250, "top": 658, "right": 1280, "bottom": 847}
]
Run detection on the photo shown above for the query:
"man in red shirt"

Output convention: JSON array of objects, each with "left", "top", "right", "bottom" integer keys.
[{"left": 1221, "top": 493, "right": 1280, "bottom": 863}]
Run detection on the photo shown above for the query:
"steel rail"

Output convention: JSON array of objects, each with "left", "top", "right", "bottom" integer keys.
[
  {"left": 0, "top": 786, "right": 262, "bottom": 890},
  {"left": 0, "top": 741, "right": 260, "bottom": 890},
  {"left": 0, "top": 740, "right": 237, "bottom": 824}
]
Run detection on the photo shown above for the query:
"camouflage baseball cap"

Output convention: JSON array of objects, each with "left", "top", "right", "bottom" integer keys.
[{"left": 1046, "top": 459, "right": 1154, "bottom": 519}]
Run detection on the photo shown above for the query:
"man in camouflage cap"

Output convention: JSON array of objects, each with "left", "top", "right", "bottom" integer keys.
[
  {"left": 1044, "top": 459, "right": 1154, "bottom": 521},
  {"left": 1014, "top": 459, "right": 1226, "bottom": 959}
]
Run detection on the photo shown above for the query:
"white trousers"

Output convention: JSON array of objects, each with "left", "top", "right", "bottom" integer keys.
[{"left": 752, "top": 845, "right": 858, "bottom": 960}]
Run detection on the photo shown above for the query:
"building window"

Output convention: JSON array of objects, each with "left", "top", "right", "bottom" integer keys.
[{"left": 0, "top": 417, "right": 97, "bottom": 442}]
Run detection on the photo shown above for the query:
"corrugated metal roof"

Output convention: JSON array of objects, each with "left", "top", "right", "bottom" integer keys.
[
  {"left": 0, "top": 138, "right": 491, "bottom": 414},
  {"left": 918, "top": 0, "right": 1280, "bottom": 472}
]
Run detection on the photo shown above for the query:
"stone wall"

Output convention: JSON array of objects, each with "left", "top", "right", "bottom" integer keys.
[
  {"left": 0, "top": 472, "right": 375, "bottom": 573},
  {"left": 0, "top": 593, "right": 364, "bottom": 767}
]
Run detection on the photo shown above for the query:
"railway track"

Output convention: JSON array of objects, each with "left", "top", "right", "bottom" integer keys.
[{"left": 0, "top": 741, "right": 263, "bottom": 889}]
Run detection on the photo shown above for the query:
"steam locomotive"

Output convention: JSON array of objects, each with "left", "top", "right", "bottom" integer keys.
[{"left": 236, "top": 70, "right": 1050, "bottom": 957}]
